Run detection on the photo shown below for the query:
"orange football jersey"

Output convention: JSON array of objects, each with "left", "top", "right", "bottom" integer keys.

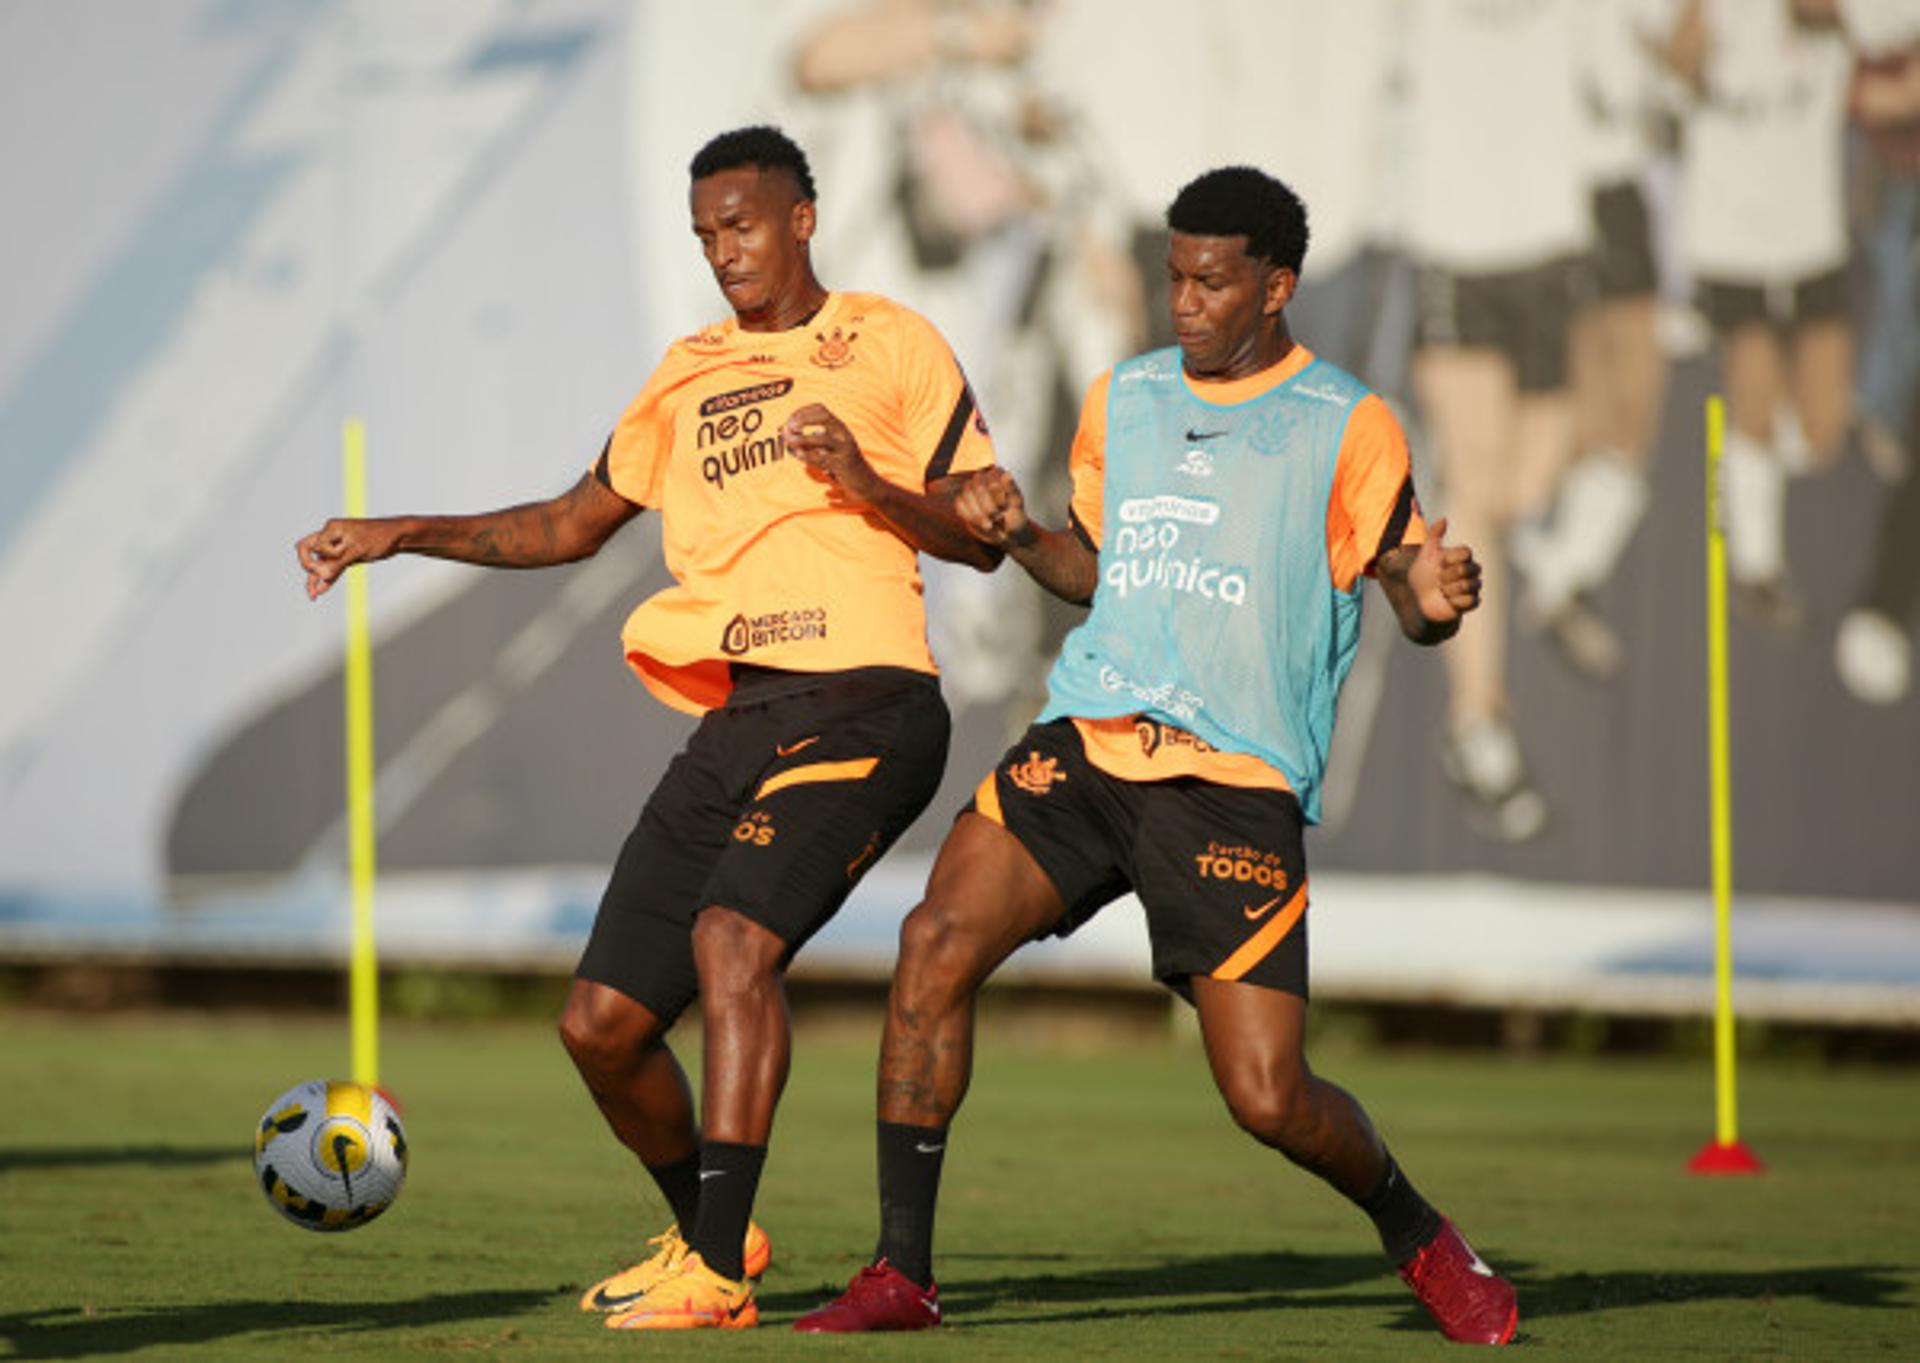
[{"left": 599, "top": 291, "right": 995, "bottom": 714}]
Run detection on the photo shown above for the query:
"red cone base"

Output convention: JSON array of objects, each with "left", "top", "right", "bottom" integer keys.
[{"left": 1687, "top": 1139, "right": 1764, "bottom": 1175}]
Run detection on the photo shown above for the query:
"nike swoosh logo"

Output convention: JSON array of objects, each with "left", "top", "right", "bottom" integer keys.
[
  {"left": 700, "top": 1169, "right": 726, "bottom": 1180},
  {"left": 1466, "top": 1251, "right": 1496, "bottom": 1278},
  {"left": 914, "top": 1142, "right": 945, "bottom": 1154},
  {"left": 776, "top": 735, "right": 820, "bottom": 757},
  {"left": 333, "top": 1134, "right": 355, "bottom": 1203},
  {"left": 1185, "top": 428, "right": 1226, "bottom": 441},
  {"left": 1243, "top": 894, "right": 1282, "bottom": 921}
]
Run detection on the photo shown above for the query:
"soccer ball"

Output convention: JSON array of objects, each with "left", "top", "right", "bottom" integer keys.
[{"left": 253, "top": 1079, "right": 409, "bottom": 1231}]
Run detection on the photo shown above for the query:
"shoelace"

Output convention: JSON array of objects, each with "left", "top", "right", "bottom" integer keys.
[{"left": 1401, "top": 1238, "right": 1441, "bottom": 1288}]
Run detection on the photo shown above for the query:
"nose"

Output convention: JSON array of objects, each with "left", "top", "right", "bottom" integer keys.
[{"left": 1170, "top": 280, "right": 1200, "bottom": 317}]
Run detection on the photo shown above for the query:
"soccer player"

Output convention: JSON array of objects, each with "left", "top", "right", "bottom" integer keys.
[
  {"left": 1665, "top": 0, "right": 1853, "bottom": 631},
  {"left": 295, "top": 125, "right": 1001, "bottom": 1331},
  {"left": 795, "top": 167, "right": 1520, "bottom": 1346},
  {"left": 1401, "top": 0, "right": 1585, "bottom": 844}
]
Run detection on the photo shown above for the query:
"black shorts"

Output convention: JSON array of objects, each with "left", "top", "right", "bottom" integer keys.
[
  {"left": 1586, "top": 180, "right": 1659, "bottom": 301},
  {"left": 577, "top": 665, "right": 949, "bottom": 1024},
  {"left": 969, "top": 718, "right": 1309, "bottom": 1001},
  {"left": 1695, "top": 267, "right": 1850, "bottom": 332},
  {"left": 1414, "top": 256, "right": 1583, "bottom": 392}
]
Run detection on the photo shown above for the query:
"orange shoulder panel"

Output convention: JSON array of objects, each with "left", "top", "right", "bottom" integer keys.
[
  {"left": 879, "top": 296, "right": 997, "bottom": 484},
  {"left": 1327, "top": 393, "right": 1425, "bottom": 592},
  {"left": 1067, "top": 371, "right": 1111, "bottom": 547}
]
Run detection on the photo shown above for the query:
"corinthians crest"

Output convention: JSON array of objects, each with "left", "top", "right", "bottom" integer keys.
[
  {"left": 1006, "top": 751, "right": 1067, "bottom": 796},
  {"left": 811, "top": 326, "right": 858, "bottom": 369}
]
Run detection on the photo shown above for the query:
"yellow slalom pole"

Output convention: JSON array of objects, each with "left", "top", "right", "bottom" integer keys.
[
  {"left": 1691, "top": 394, "right": 1760, "bottom": 1174},
  {"left": 1705, "top": 397, "right": 1736, "bottom": 1142},
  {"left": 342, "top": 417, "right": 380, "bottom": 1089}
]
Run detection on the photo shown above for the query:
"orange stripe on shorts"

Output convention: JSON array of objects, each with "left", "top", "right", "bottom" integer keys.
[
  {"left": 1210, "top": 881, "right": 1308, "bottom": 983},
  {"left": 755, "top": 757, "right": 878, "bottom": 801},
  {"left": 972, "top": 769, "right": 1005, "bottom": 826}
]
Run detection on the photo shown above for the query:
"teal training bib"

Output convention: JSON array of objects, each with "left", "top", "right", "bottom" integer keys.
[{"left": 1039, "top": 348, "right": 1373, "bottom": 823}]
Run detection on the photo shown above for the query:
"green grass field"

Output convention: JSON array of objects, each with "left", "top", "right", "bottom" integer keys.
[{"left": 4, "top": 1010, "right": 1916, "bottom": 1359}]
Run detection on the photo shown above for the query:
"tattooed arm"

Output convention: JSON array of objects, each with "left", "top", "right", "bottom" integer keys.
[{"left": 295, "top": 471, "right": 641, "bottom": 600}]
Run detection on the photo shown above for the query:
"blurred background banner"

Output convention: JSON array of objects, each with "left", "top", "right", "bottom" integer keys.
[{"left": 2, "top": 0, "right": 1916, "bottom": 1013}]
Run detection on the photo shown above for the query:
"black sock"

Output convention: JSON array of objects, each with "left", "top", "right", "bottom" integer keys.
[
  {"left": 874, "top": 1120, "right": 947, "bottom": 1289},
  {"left": 1355, "top": 1152, "right": 1445, "bottom": 1267},
  {"left": 688, "top": 1140, "right": 766, "bottom": 1281},
  {"left": 644, "top": 1149, "right": 702, "bottom": 1232}
]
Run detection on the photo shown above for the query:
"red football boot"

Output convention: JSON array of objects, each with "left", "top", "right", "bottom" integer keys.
[
  {"left": 792, "top": 1260, "right": 940, "bottom": 1332},
  {"left": 1398, "top": 1219, "right": 1519, "bottom": 1345}
]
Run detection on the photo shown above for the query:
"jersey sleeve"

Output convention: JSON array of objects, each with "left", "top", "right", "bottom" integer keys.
[
  {"left": 894, "top": 307, "right": 997, "bottom": 484},
  {"left": 1066, "top": 371, "right": 1111, "bottom": 549},
  {"left": 597, "top": 349, "right": 679, "bottom": 508},
  {"left": 1327, "top": 392, "right": 1428, "bottom": 591}
]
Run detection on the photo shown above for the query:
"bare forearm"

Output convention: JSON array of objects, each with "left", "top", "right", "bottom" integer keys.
[
  {"left": 794, "top": 1, "right": 1022, "bottom": 93},
  {"left": 793, "top": 6, "right": 938, "bottom": 92},
  {"left": 1377, "top": 546, "right": 1459, "bottom": 645},
  {"left": 1006, "top": 522, "right": 1097, "bottom": 605},
  {"left": 864, "top": 480, "right": 1005, "bottom": 571},
  {"left": 1388, "top": 590, "right": 1457, "bottom": 645},
  {"left": 399, "top": 473, "right": 635, "bottom": 568},
  {"left": 393, "top": 503, "right": 585, "bottom": 568},
  {"left": 299, "top": 472, "right": 637, "bottom": 599}
]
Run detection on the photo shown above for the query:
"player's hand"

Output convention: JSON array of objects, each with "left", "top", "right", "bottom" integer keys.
[
  {"left": 782, "top": 404, "right": 881, "bottom": 503},
  {"left": 1408, "top": 517, "right": 1481, "bottom": 623},
  {"left": 295, "top": 518, "right": 401, "bottom": 600},
  {"left": 953, "top": 466, "right": 1035, "bottom": 549}
]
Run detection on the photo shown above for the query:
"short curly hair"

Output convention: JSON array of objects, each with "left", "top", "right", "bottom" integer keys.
[
  {"left": 1167, "top": 167, "right": 1309, "bottom": 274},
  {"left": 689, "top": 125, "right": 817, "bottom": 203}
]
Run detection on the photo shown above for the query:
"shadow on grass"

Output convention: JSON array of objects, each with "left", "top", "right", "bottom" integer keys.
[
  {"left": 757, "top": 1249, "right": 1390, "bottom": 1324},
  {"left": 760, "top": 1250, "right": 1911, "bottom": 1336},
  {"left": 1510, "top": 1262, "right": 1910, "bottom": 1320},
  {"left": 7, "top": 1256, "right": 1905, "bottom": 1351},
  {"left": 0, "top": 1145, "right": 244, "bottom": 1173},
  {"left": 0, "top": 1291, "right": 556, "bottom": 1360}
]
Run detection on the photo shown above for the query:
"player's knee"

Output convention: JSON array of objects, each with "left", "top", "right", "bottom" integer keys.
[
  {"left": 558, "top": 990, "right": 626, "bottom": 1077},
  {"left": 691, "top": 907, "right": 782, "bottom": 998},
  {"left": 1220, "top": 1066, "right": 1314, "bottom": 1149},
  {"left": 894, "top": 898, "right": 983, "bottom": 998},
  {"left": 558, "top": 979, "right": 665, "bottom": 1077},
  {"left": 895, "top": 898, "right": 945, "bottom": 961}
]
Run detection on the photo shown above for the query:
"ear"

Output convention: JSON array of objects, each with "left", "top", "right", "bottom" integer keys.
[
  {"left": 791, "top": 197, "right": 817, "bottom": 245},
  {"left": 1263, "top": 266, "right": 1298, "bottom": 318}
]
